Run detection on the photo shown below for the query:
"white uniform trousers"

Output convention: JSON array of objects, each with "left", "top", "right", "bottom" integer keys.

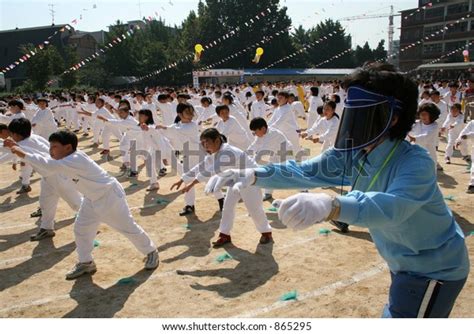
[
  {"left": 20, "top": 163, "right": 33, "bottom": 186},
  {"left": 219, "top": 185, "right": 271, "bottom": 235},
  {"left": 102, "top": 124, "right": 123, "bottom": 150},
  {"left": 39, "top": 175, "right": 83, "bottom": 230},
  {"left": 74, "top": 183, "right": 156, "bottom": 263}
]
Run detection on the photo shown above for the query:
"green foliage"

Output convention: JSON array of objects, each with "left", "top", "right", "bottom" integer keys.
[{"left": 19, "top": 1, "right": 387, "bottom": 90}]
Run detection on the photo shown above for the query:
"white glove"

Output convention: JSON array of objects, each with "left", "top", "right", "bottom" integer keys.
[
  {"left": 204, "top": 175, "right": 220, "bottom": 195},
  {"left": 206, "top": 169, "right": 256, "bottom": 194},
  {"left": 278, "top": 193, "right": 333, "bottom": 230}
]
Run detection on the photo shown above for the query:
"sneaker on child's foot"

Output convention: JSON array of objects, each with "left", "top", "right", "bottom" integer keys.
[
  {"left": 30, "top": 228, "right": 55, "bottom": 241},
  {"left": 66, "top": 262, "right": 97, "bottom": 280},
  {"left": 179, "top": 205, "right": 195, "bottom": 216},
  {"left": 30, "top": 207, "right": 42, "bottom": 218},
  {"left": 16, "top": 185, "right": 32, "bottom": 194},
  {"left": 144, "top": 250, "right": 159, "bottom": 270}
]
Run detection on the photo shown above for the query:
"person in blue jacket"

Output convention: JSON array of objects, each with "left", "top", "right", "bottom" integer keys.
[{"left": 206, "top": 63, "right": 470, "bottom": 318}]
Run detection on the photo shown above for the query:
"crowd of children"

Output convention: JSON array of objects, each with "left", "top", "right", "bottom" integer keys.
[{"left": 0, "top": 75, "right": 473, "bottom": 283}]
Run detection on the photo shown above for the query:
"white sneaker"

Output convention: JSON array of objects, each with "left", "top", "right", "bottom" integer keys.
[
  {"left": 144, "top": 250, "right": 159, "bottom": 270},
  {"left": 66, "top": 261, "right": 97, "bottom": 280}
]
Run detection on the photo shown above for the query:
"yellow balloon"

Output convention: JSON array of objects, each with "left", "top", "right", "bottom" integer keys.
[
  {"left": 256, "top": 47, "right": 264, "bottom": 56},
  {"left": 195, "top": 44, "right": 204, "bottom": 53}
]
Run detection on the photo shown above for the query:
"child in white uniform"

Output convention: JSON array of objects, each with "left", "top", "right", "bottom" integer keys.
[
  {"left": 215, "top": 105, "right": 253, "bottom": 151},
  {"left": 31, "top": 98, "right": 57, "bottom": 140},
  {"left": 172, "top": 128, "right": 273, "bottom": 247},
  {"left": 302, "top": 101, "right": 340, "bottom": 152},
  {"left": 307, "top": 87, "right": 324, "bottom": 129},
  {"left": 5, "top": 119, "right": 82, "bottom": 240},
  {"left": 5, "top": 130, "right": 159, "bottom": 280},
  {"left": 248, "top": 117, "right": 293, "bottom": 201},
  {"left": 268, "top": 92, "right": 301, "bottom": 153},
  {"left": 0, "top": 100, "right": 26, "bottom": 124},
  {"left": 249, "top": 91, "right": 270, "bottom": 120},
  {"left": 407, "top": 103, "right": 441, "bottom": 170},
  {"left": 456, "top": 120, "right": 474, "bottom": 193},
  {"left": 442, "top": 103, "right": 466, "bottom": 164}
]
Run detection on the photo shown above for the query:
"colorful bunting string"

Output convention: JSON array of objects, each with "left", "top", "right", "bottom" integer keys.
[
  {"left": 1, "top": 3, "right": 99, "bottom": 73},
  {"left": 134, "top": 7, "right": 275, "bottom": 82}
]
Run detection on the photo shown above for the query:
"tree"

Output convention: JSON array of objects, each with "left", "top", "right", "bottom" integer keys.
[
  {"left": 306, "top": 19, "right": 354, "bottom": 68},
  {"left": 60, "top": 46, "right": 79, "bottom": 89},
  {"left": 23, "top": 44, "right": 64, "bottom": 90}
]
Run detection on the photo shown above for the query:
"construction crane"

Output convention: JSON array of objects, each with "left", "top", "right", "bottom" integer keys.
[{"left": 339, "top": 5, "right": 401, "bottom": 62}]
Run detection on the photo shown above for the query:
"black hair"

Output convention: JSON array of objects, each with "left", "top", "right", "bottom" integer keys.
[
  {"left": 201, "top": 97, "right": 212, "bottom": 105},
  {"left": 342, "top": 62, "right": 418, "bottom": 141},
  {"left": 249, "top": 117, "right": 268, "bottom": 131},
  {"left": 222, "top": 95, "right": 233, "bottom": 104},
  {"left": 325, "top": 101, "right": 337, "bottom": 110},
  {"left": 448, "top": 82, "right": 459, "bottom": 89},
  {"left": 138, "top": 109, "right": 155, "bottom": 125},
  {"left": 0, "top": 124, "right": 8, "bottom": 132},
  {"left": 270, "top": 98, "right": 278, "bottom": 106},
  {"left": 8, "top": 118, "right": 31, "bottom": 139},
  {"left": 177, "top": 102, "right": 194, "bottom": 114},
  {"left": 158, "top": 94, "right": 169, "bottom": 102},
  {"left": 430, "top": 90, "right": 440, "bottom": 97},
  {"left": 332, "top": 94, "right": 341, "bottom": 104},
  {"left": 119, "top": 99, "right": 131, "bottom": 110},
  {"left": 200, "top": 128, "right": 227, "bottom": 143},
  {"left": 277, "top": 91, "right": 290, "bottom": 99},
  {"left": 255, "top": 90, "right": 264, "bottom": 96},
  {"left": 418, "top": 102, "right": 440, "bottom": 123},
  {"left": 8, "top": 100, "right": 24, "bottom": 110},
  {"left": 49, "top": 130, "right": 78, "bottom": 151},
  {"left": 96, "top": 98, "right": 105, "bottom": 105},
  {"left": 316, "top": 106, "right": 324, "bottom": 116},
  {"left": 177, "top": 93, "right": 191, "bottom": 100},
  {"left": 451, "top": 103, "right": 462, "bottom": 112},
  {"left": 310, "top": 87, "right": 319, "bottom": 96},
  {"left": 215, "top": 105, "right": 230, "bottom": 115}
]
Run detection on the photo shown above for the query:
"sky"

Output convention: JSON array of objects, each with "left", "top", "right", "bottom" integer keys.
[{"left": 0, "top": 0, "right": 419, "bottom": 48}]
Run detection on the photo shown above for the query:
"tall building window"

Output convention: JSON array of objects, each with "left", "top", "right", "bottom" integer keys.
[
  {"left": 447, "top": 2, "right": 469, "bottom": 15},
  {"left": 423, "top": 43, "right": 443, "bottom": 55},
  {"left": 425, "top": 6, "right": 445, "bottom": 19}
]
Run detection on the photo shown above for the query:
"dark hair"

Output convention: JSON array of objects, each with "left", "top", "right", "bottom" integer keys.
[
  {"left": 332, "top": 94, "right": 341, "bottom": 104},
  {"left": 158, "top": 94, "right": 169, "bottom": 102},
  {"left": 96, "top": 98, "right": 105, "bottom": 105},
  {"left": 49, "top": 130, "right": 78, "bottom": 151},
  {"left": 177, "top": 102, "right": 194, "bottom": 114},
  {"left": 215, "top": 105, "right": 229, "bottom": 115},
  {"left": 177, "top": 93, "right": 191, "bottom": 100},
  {"left": 316, "top": 106, "right": 324, "bottom": 116},
  {"left": 310, "top": 87, "right": 319, "bottom": 96},
  {"left": 201, "top": 97, "right": 212, "bottom": 105},
  {"left": 343, "top": 62, "right": 418, "bottom": 141},
  {"left": 451, "top": 103, "right": 462, "bottom": 112},
  {"left": 0, "top": 124, "right": 8, "bottom": 132},
  {"left": 119, "top": 99, "right": 131, "bottom": 110},
  {"left": 448, "top": 82, "right": 459, "bottom": 89},
  {"left": 200, "top": 128, "right": 227, "bottom": 143},
  {"left": 277, "top": 91, "right": 290, "bottom": 99},
  {"left": 138, "top": 109, "right": 154, "bottom": 125},
  {"left": 325, "top": 101, "right": 337, "bottom": 111},
  {"left": 222, "top": 95, "right": 234, "bottom": 104},
  {"left": 249, "top": 117, "right": 268, "bottom": 131},
  {"left": 430, "top": 90, "right": 440, "bottom": 97},
  {"left": 8, "top": 100, "right": 24, "bottom": 110},
  {"left": 270, "top": 98, "right": 278, "bottom": 106},
  {"left": 8, "top": 118, "right": 31, "bottom": 139},
  {"left": 418, "top": 103, "right": 440, "bottom": 123},
  {"left": 255, "top": 90, "right": 264, "bottom": 96}
]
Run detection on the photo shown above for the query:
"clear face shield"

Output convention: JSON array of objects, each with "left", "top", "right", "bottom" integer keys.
[{"left": 334, "top": 86, "right": 404, "bottom": 151}]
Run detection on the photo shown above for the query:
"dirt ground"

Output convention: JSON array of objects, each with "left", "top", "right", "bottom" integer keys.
[{"left": 0, "top": 121, "right": 472, "bottom": 318}]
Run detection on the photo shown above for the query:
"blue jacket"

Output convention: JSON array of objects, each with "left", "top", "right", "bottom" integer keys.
[{"left": 254, "top": 139, "right": 469, "bottom": 281}]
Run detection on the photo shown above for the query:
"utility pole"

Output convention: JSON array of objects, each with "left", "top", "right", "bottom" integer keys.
[{"left": 48, "top": 3, "right": 56, "bottom": 25}]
